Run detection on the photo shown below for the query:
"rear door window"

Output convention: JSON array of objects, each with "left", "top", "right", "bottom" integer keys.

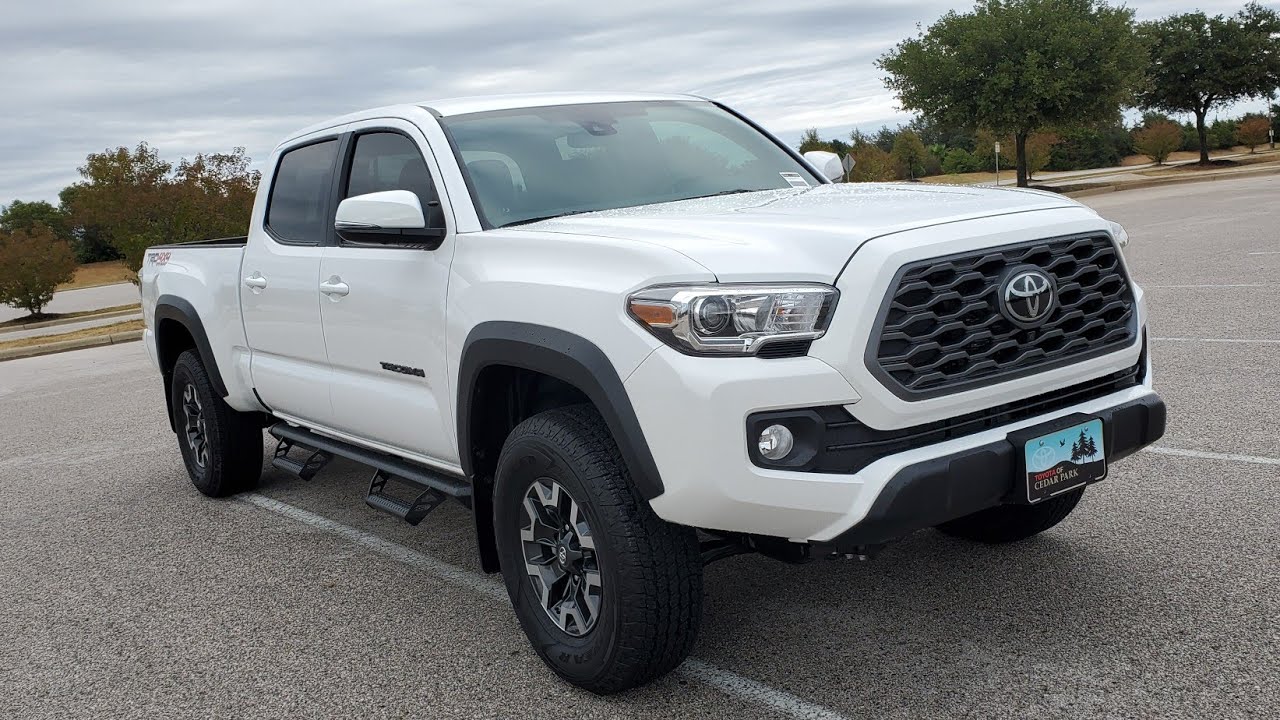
[{"left": 266, "top": 139, "right": 339, "bottom": 244}]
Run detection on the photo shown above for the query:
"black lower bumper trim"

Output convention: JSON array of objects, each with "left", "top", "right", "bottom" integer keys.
[{"left": 822, "top": 393, "right": 1166, "bottom": 550}]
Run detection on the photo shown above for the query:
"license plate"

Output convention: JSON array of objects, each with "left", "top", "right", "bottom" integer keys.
[{"left": 1023, "top": 418, "right": 1106, "bottom": 503}]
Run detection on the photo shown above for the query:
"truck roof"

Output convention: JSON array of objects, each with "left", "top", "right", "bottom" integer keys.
[{"left": 279, "top": 92, "right": 706, "bottom": 148}]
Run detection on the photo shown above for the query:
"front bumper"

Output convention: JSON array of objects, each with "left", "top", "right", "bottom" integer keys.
[
  {"left": 822, "top": 393, "right": 1165, "bottom": 551},
  {"left": 628, "top": 340, "right": 1161, "bottom": 544}
]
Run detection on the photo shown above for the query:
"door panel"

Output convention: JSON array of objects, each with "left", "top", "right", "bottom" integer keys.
[
  {"left": 319, "top": 126, "right": 458, "bottom": 464},
  {"left": 242, "top": 136, "right": 341, "bottom": 425},
  {"left": 319, "top": 245, "right": 454, "bottom": 461}
]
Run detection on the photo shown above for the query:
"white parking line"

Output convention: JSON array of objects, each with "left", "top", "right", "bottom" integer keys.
[
  {"left": 239, "top": 493, "right": 851, "bottom": 720},
  {"left": 1246, "top": 251, "right": 1280, "bottom": 255},
  {"left": 1144, "top": 447, "right": 1280, "bottom": 466},
  {"left": 1144, "top": 283, "right": 1271, "bottom": 289},
  {"left": 1153, "top": 337, "right": 1280, "bottom": 345}
]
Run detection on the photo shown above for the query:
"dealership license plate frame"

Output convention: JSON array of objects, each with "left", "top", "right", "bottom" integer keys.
[{"left": 1010, "top": 414, "right": 1107, "bottom": 504}]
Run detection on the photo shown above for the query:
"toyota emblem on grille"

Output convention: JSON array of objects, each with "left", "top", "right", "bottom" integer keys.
[{"left": 1000, "top": 268, "right": 1056, "bottom": 327}]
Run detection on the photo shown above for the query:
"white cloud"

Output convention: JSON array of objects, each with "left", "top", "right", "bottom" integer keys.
[{"left": 0, "top": 0, "right": 1272, "bottom": 203}]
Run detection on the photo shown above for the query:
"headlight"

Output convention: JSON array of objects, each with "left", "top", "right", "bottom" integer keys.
[
  {"left": 627, "top": 284, "right": 838, "bottom": 356},
  {"left": 1108, "top": 220, "right": 1129, "bottom": 249}
]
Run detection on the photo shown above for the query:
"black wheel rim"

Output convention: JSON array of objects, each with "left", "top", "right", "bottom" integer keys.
[
  {"left": 520, "top": 479, "right": 602, "bottom": 637},
  {"left": 181, "top": 383, "right": 209, "bottom": 470}
]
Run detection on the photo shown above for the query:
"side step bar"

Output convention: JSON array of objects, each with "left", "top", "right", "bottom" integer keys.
[{"left": 267, "top": 423, "right": 473, "bottom": 523}]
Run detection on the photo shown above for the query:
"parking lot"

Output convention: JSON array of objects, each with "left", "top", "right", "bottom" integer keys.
[{"left": 2, "top": 175, "right": 1277, "bottom": 719}]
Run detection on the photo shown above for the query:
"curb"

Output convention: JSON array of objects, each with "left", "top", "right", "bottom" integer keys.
[
  {"left": 0, "top": 307, "right": 141, "bottom": 334},
  {"left": 0, "top": 329, "right": 143, "bottom": 363},
  {"left": 1059, "top": 163, "right": 1280, "bottom": 198}
]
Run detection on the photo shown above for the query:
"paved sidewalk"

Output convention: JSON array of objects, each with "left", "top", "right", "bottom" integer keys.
[
  {"left": 0, "top": 282, "right": 139, "bottom": 324},
  {"left": 0, "top": 312, "right": 143, "bottom": 342}
]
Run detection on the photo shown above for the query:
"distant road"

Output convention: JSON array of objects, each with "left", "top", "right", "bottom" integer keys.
[{"left": 0, "top": 282, "right": 139, "bottom": 324}]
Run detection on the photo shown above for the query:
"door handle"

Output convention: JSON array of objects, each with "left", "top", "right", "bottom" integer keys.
[
  {"left": 244, "top": 272, "right": 268, "bottom": 293},
  {"left": 319, "top": 276, "right": 350, "bottom": 299}
]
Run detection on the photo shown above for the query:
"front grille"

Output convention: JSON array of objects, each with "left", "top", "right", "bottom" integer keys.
[{"left": 870, "top": 234, "right": 1136, "bottom": 398}]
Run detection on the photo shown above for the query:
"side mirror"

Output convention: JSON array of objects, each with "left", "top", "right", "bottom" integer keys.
[
  {"left": 334, "top": 190, "right": 445, "bottom": 247},
  {"left": 802, "top": 151, "right": 844, "bottom": 182}
]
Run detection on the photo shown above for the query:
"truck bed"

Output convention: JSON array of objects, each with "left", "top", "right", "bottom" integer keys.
[{"left": 146, "top": 236, "right": 248, "bottom": 249}]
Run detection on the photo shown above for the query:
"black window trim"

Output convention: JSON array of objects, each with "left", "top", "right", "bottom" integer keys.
[
  {"left": 263, "top": 134, "right": 344, "bottom": 248},
  {"left": 330, "top": 126, "right": 449, "bottom": 250}
]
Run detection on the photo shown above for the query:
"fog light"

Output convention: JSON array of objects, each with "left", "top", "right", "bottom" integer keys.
[{"left": 758, "top": 424, "right": 794, "bottom": 461}]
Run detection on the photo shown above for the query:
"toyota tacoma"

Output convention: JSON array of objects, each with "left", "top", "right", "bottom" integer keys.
[{"left": 140, "top": 92, "right": 1165, "bottom": 693}]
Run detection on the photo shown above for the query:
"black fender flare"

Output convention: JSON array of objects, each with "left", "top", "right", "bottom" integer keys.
[
  {"left": 456, "top": 322, "right": 665, "bottom": 501},
  {"left": 155, "top": 295, "right": 227, "bottom": 430}
]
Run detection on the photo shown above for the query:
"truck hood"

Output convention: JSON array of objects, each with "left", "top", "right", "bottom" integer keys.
[{"left": 523, "top": 183, "right": 1086, "bottom": 282}]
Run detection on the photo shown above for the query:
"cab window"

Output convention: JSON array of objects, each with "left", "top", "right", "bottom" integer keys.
[
  {"left": 265, "top": 139, "right": 339, "bottom": 244},
  {"left": 345, "top": 132, "right": 443, "bottom": 229}
]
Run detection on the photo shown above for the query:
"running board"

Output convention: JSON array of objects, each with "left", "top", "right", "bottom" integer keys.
[
  {"left": 267, "top": 423, "right": 473, "bottom": 515},
  {"left": 272, "top": 437, "right": 332, "bottom": 480}
]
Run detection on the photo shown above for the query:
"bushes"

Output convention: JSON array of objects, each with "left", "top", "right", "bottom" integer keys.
[
  {"left": 942, "top": 148, "right": 981, "bottom": 174},
  {"left": 890, "top": 131, "right": 929, "bottom": 180},
  {"left": 0, "top": 226, "right": 78, "bottom": 318},
  {"left": 1048, "top": 124, "right": 1131, "bottom": 171},
  {"left": 1237, "top": 116, "right": 1271, "bottom": 152},
  {"left": 850, "top": 142, "right": 897, "bottom": 182},
  {"left": 1134, "top": 121, "right": 1183, "bottom": 164},
  {"left": 1208, "top": 119, "right": 1238, "bottom": 150}
]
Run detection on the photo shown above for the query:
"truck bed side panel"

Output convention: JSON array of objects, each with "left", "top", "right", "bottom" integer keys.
[{"left": 139, "top": 245, "right": 262, "bottom": 413}]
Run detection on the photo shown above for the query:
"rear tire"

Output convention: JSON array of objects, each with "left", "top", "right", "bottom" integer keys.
[
  {"left": 936, "top": 489, "right": 1085, "bottom": 543},
  {"left": 493, "top": 405, "right": 703, "bottom": 694},
  {"left": 170, "top": 350, "right": 263, "bottom": 497}
]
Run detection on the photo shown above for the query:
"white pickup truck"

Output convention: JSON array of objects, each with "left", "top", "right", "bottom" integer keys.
[{"left": 141, "top": 92, "right": 1165, "bottom": 693}]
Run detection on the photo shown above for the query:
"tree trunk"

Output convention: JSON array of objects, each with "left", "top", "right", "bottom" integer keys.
[
  {"left": 1195, "top": 109, "right": 1210, "bottom": 165},
  {"left": 1015, "top": 131, "right": 1029, "bottom": 188}
]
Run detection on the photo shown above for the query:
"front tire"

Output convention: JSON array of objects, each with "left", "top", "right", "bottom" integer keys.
[
  {"left": 170, "top": 350, "right": 263, "bottom": 497},
  {"left": 936, "top": 489, "right": 1085, "bottom": 543},
  {"left": 493, "top": 405, "right": 703, "bottom": 694}
]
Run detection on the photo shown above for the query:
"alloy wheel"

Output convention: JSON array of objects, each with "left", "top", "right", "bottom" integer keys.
[
  {"left": 520, "top": 478, "right": 602, "bottom": 636},
  {"left": 181, "top": 383, "right": 209, "bottom": 469}
]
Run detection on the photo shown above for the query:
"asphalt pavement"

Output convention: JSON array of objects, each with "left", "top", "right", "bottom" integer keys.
[{"left": 1, "top": 175, "right": 1277, "bottom": 719}]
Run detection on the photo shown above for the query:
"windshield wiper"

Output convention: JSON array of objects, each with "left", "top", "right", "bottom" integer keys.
[
  {"left": 501, "top": 209, "right": 595, "bottom": 228},
  {"left": 680, "top": 188, "right": 764, "bottom": 201}
]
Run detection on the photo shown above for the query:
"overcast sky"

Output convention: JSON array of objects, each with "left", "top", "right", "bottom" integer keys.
[{"left": 2, "top": 0, "right": 1273, "bottom": 204}]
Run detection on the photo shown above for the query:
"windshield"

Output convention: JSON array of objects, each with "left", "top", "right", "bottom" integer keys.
[{"left": 440, "top": 101, "right": 820, "bottom": 228}]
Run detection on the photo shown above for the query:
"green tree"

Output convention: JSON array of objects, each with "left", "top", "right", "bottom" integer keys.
[
  {"left": 0, "top": 200, "right": 71, "bottom": 242},
  {"left": 871, "top": 127, "right": 899, "bottom": 153},
  {"left": 891, "top": 130, "right": 929, "bottom": 180},
  {"left": 1138, "top": 3, "right": 1280, "bottom": 164},
  {"left": 0, "top": 226, "right": 78, "bottom": 318},
  {"left": 1133, "top": 121, "right": 1183, "bottom": 164},
  {"left": 1209, "top": 119, "right": 1239, "bottom": 151},
  {"left": 799, "top": 128, "right": 828, "bottom": 153},
  {"left": 878, "top": 0, "right": 1144, "bottom": 187}
]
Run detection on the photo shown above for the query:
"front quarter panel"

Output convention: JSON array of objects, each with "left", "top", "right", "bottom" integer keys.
[{"left": 446, "top": 228, "right": 714, "bottom": 454}]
